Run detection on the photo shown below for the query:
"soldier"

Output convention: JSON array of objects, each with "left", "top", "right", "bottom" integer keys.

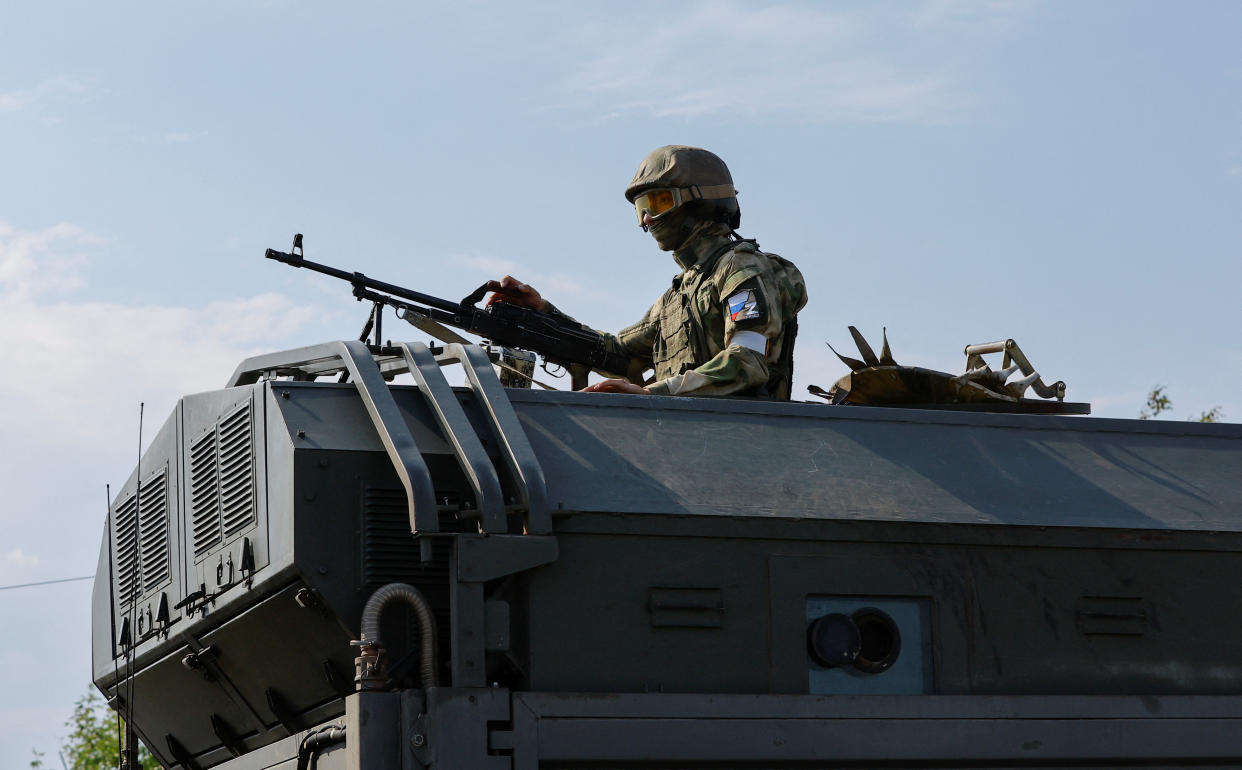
[{"left": 487, "top": 145, "right": 807, "bottom": 398}]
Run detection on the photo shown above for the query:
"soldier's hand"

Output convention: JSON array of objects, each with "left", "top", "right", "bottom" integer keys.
[
  {"left": 580, "top": 378, "right": 650, "bottom": 395},
  {"left": 485, "top": 275, "right": 545, "bottom": 310}
]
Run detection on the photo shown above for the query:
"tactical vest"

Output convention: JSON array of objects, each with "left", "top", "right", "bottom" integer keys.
[{"left": 651, "top": 239, "right": 799, "bottom": 400}]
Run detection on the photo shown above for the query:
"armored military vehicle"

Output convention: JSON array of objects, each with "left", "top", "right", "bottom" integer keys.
[{"left": 92, "top": 327, "right": 1242, "bottom": 768}]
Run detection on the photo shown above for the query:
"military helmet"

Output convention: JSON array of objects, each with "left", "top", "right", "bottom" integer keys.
[{"left": 626, "top": 145, "right": 740, "bottom": 229}]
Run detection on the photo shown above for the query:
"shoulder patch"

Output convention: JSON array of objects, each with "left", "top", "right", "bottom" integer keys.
[
  {"left": 723, "top": 275, "right": 770, "bottom": 330},
  {"left": 727, "top": 289, "right": 761, "bottom": 322}
]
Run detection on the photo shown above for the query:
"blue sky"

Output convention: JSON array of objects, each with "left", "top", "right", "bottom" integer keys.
[{"left": 2, "top": 1, "right": 1240, "bottom": 763}]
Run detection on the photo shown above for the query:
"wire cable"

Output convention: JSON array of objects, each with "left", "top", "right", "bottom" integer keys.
[{"left": 0, "top": 575, "right": 92, "bottom": 592}]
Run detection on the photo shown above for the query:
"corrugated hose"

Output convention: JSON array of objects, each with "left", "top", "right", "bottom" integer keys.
[{"left": 361, "top": 582, "right": 439, "bottom": 691}]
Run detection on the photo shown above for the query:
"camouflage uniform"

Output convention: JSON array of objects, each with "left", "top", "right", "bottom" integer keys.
[
  {"left": 549, "top": 222, "right": 807, "bottom": 398},
  {"left": 548, "top": 145, "right": 806, "bottom": 398}
]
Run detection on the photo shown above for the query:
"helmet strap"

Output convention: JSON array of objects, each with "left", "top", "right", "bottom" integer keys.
[{"left": 679, "top": 183, "right": 736, "bottom": 202}]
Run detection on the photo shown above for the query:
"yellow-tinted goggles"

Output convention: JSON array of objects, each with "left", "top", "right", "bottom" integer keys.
[
  {"left": 632, "top": 188, "right": 681, "bottom": 224},
  {"left": 632, "top": 183, "right": 739, "bottom": 226}
]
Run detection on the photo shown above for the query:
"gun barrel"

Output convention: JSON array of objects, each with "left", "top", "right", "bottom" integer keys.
[
  {"left": 264, "top": 241, "right": 634, "bottom": 378},
  {"left": 265, "top": 248, "right": 465, "bottom": 315},
  {"left": 265, "top": 248, "right": 303, "bottom": 265}
]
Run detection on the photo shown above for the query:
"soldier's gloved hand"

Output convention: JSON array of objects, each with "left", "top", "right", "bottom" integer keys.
[
  {"left": 485, "top": 275, "right": 545, "bottom": 311},
  {"left": 580, "top": 378, "right": 650, "bottom": 395}
]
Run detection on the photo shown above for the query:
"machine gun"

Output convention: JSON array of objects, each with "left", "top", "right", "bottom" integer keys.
[{"left": 266, "top": 234, "right": 634, "bottom": 389}]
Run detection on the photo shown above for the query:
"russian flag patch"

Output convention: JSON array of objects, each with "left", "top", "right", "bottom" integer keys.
[{"left": 728, "top": 289, "right": 760, "bottom": 322}]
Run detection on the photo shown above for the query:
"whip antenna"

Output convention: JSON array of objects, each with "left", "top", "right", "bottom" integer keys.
[
  {"left": 106, "top": 483, "right": 124, "bottom": 769},
  {"left": 120, "top": 404, "right": 144, "bottom": 769}
]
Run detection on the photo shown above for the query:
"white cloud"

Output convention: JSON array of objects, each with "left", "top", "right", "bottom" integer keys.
[
  {"left": 0, "top": 75, "right": 94, "bottom": 113},
  {"left": 559, "top": 1, "right": 1024, "bottom": 125},
  {"left": 912, "top": 0, "right": 1029, "bottom": 30},
  {"left": 0, "top": 293, "right": 317, "bottom": 438},
  {"left": 1227, "top": 166, "right": 1242, "bottom": 177},
  {"left": 0, "top": 222, "right": 100, "bottom": 299},
  {"left": 5, "top": 549, "right": 40, "bottom": 568},
  {"left": 0, "top": 223, "right": 317, "bottom": 439},
  {"left": 459, "top": 254, "right": 599, "bottom": 304}
]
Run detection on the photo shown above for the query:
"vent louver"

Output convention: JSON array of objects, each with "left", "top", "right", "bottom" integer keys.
[
  {"left": 190, "top": 401, "right": 255, "bottom": 561},
  {"left": 114, "top": 493, "right": 140, "bottom": 607},
  {"left": 138, "top": 469, "right": 170, "bottom": 592},
  {"left": 190, "top": 429, "right": 221, "bottom": 557},
  {"left": 362, "top": 487, "right": 423, "bottom": 586},
  {"left": 113, "top": 467, "right": 170, "bottom": 607},
  {"left": 362, "top": 485, "right": 458, "bottom": 663},
  {"left": 219, "top": 404, "right": 256, "bottom": 539}
]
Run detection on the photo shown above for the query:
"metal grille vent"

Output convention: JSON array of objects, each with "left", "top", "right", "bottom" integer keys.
[
  {"left": 138, "top": 469, "right": 170, "bottom": 591},
  {"left": 362, "top": 487, "right": 424, "bottom": 586},
  {"left": 361, "top": 485, "right": 453, "bottom": 667},
  {"left": 190, "top": 429, "right": 221, "bottom": 557},
  {"left": 190, "top": 401, "right": 256, "bottom": 560},
  {"left": 113, "top": 468, "right": 170, "bottom": 606},
  {"left": 114, "top": 494, "right": 140, "bottom": 607},
  {"left": 218, "top": 403, "right": 255, "bottom": 539}
]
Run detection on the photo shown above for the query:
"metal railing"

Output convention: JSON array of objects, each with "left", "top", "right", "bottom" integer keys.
[{"left": 228, "top": 341, "right": 550, "bottom": 545}]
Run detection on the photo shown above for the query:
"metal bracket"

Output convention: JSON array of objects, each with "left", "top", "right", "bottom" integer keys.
[
  {"left": 227, "top": 339, "right": 553, "bottom": 537},
  {"left": 178, "top": 632, "right": 267, "bottom": 731},
  {"left": 396, "top": 341, "right": 508, "bottom": 533},
  {"left": 964, "top": 339, "right": 1066, "bottom": 401},
  {"left": 419, "top": 687, "right": 511, "bottom": 770},
  {"left": 164, "top": 733, "right": 201, "bottom": 770},
  {"left": 438, "top": 343, "right": 551, "bottom": 534},
  {"left": 210, "top": 713, "right": 245, "bottom": 758},
  {"left": 456, "top": 534, "right": 558, "bottom": 583},
  {"left": 228, "top": 340, "right": 440, "bottom": 536}
]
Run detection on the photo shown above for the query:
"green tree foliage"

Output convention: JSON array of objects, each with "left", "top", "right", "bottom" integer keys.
[
  {"left": 30, "top": 688, "right": 151, "bottom": 769},
  {"left": 1196, "top": 406, "right": 1223, "bottom": 423},
  {"left": 1140, "top": 385, "right": 1222, "bottom": 423},
  {"left": 1139, "top": 385, "right": 1172, "bottom": 420}
]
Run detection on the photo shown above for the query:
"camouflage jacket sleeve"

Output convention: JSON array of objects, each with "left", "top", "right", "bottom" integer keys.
[
  {"left": 647, "top": 246, "right": 806, "bottom": 398},
  {"left": 645, "top": 345, "right": 771, "bottom": 396},
  {"left": 541, "top": 300, "right": 657, "bottom": 377},
  {"left": 603, "top": 303, "right": 659, "bottom": 368}
]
